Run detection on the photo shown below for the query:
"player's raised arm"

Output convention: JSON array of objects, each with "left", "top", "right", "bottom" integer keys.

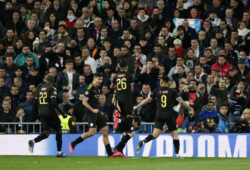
[{"left": 177, "top": 98, "right": 194, "bottom": 116}]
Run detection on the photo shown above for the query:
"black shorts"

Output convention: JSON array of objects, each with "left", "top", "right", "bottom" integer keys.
[
  {"left": 87, "top": 111, "right": 107, "bottom": 129},
  {"left": 154, "top": 116, "right": 177, "bottom": 132},
  {"left": 117, "top": 117, "right": 135, "bottom": 133},
  {"left": 40, "top": 116, "right": 61, "bottom": 131},
  {"left": 117, "top": 95, "right": 133, "bottom": 117}
]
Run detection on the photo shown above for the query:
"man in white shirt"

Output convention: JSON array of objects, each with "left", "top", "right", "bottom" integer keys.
[{"left": 82, "top": 47, "right": 96, "bottom": 73}]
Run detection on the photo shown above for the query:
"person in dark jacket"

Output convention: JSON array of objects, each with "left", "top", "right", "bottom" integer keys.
[
  {"left": 0, "top": 100, "right": 16, "bottom": 133},
  {"left": 231, "top": 108, "right": 250, "bottom": 133},
  {"left": 56, "top": 59, "right": 79, "bottom": 101},
  {"left": 229, "top": 79, "right": 248, "bottom": 127},
  {"left": 210, "top": 78, "right": 229, "bottom": 109}
]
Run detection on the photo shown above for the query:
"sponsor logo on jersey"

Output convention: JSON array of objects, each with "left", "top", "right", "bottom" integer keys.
[
  {"left": 118, "top": 74, "right": 125, "bottom": 77},
  {"left": 161, "top": 90, "right": 168, "bottom": 94}
]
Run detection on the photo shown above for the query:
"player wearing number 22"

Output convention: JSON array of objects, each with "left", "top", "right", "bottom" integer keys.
[
  {"left": 134, "top": 75, "right": 194, "bottom": 158},
  {"left": 28, "top": 74, "right": 67, "bottom": 157}
]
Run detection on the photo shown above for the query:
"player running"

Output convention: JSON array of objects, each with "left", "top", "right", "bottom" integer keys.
[
  {"left": 133, "top": 75, "right": 194, "bottom": 158},
  {"left": 69, "top": 73, "right": 113, "bottom": 157},
  {"left": 111, "top": 61, "right": 141, "bottom": 157},
  {"left": 28, "top": 74, "right": 67, "bottom": 157}
]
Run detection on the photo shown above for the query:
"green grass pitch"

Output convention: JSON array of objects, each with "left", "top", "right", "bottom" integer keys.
[{"left": 0, "top": 156, "right": 249, "bottom": 170}]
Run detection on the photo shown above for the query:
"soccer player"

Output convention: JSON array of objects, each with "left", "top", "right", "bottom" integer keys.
[
  {"left": 69, "top": 72, "right": 113, "bottom": 157},
  {"left": 111, "top": 61, "right": 141, "bottom": 157},
  {"left": 28, "top": 74, "right": 67, "bottom": 157},
  {"left": 133, "top": 75, "right": 194, "bottom": 158}
]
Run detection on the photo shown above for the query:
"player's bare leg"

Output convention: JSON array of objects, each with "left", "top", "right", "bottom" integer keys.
[
  {"left": 100, "top": 126, "right": 113, "bottom": 157},
  {"left": 136, "top": 128, "right": 161, "bottom": 153},
  {"left": 69, "top": 128, "right": 97, "bottom": 154},
  {"left": 171, "top": 130, "right": 181, "bottom": 158}
]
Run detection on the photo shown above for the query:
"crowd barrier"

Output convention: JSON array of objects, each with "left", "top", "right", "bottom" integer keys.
[{"left": 0, "top": 134, "right": 249, "bottom": 157}]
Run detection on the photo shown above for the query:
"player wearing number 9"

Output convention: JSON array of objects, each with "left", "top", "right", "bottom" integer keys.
[{"left": 133, "top": 75, "right": 194, "bottom": 158}]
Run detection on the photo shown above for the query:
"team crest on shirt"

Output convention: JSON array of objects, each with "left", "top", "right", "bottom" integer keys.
[{"left": 85, "top": 91, "right": 89, "bottom": 95}]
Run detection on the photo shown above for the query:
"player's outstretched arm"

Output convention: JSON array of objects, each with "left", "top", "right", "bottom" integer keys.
[
  {"left": 133, "top": 97, "right": 152, "bottom": 110},
  {"left": 178, "top": 98, "right": 194, "bottom": 116}
]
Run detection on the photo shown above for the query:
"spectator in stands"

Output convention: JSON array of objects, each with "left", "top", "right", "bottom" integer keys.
[
  {"left": 99, "top": 94, "right": 112, "bottom": 122},
  {"left": 58, "top": 92, "right": 73, "bottom": 111},
  {"left": 0, "top": 66, "right": 12, "bottom": 88},
  {"left": 5, "top": 11, "right": 25, "bottom": 37},
  {"left": 216, "top": 103, "right": 230, "bottom": 133},
  {"left": 14, "top": 45, "right": 39, "bottom": 68},
  {"left": 229, "top": 79, "right": 248, "bottom": 126},
  {"left": 231, "top": 108, "right": 250, "bottom": 133},
  {"left": 45, "top": 0, "right": 66, "bottom": 22},
  {"left": 0, "top": 100, "right": 16, "bottom": 133},
  {"left": 211, "top": 55, "right": 232, "bottom": 76},
  {"left": 83, "top": 64, "right": 94, "bottom": 84},
  {"left": 0, "top": 28, "right": 18, "bottom": 47},
  {"left": 0, "top": 77, "right": 10, "bottom": 104},
  {"left": 137, "top": 83, "right": 156, "bottom": 122},
  {"left": 194, "top": 64, "right": 207, "bottom": 84},
  {"left": 56, "top": 59, "right": 79, "bottom": 101},
  {"left": 18, "top": 91, "right": 36, "bottom": 122},
  {"left": 136, "top": 8, "right": 149, "bottom": 37},
  {"left": 199, "top": 101, "right": 218, "bottom": 120},
  {"left": 211, "top": 78, "right": 229, "bottom": 109},
  {"left": 181, "top": 79, "right": 202, "bottom": 122},
  {"left": 65, "top": 8, "right": 77, "bottom": 28},
  {"left": 237, "top": 58, "right": 250, "bottom": 77},
  {"left": 206, "top": 74, "right": 215, "bottom": 95}
]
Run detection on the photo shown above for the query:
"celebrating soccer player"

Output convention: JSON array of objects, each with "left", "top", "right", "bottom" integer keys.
[
  {"left": 69, "top": 72, "right": 113, "bottom": 157},
  {"left": 28, "top": 74, "right": 67, "bottom": 157},
  {"left": 133, "top": 75, "right": 194, "bottom": 158},
  {"left": 111, "top": 61, "right": 141, "bottom": 157}
]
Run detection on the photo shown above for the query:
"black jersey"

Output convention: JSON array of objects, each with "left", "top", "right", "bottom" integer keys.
[
  {"left": 36, "top": 83, "right": 58, "bottom": 117},
  {"left": 83, "top": 83, "right": 100, "bottom": 110},
  {"left": 150, "top": 87, "right": 180, "bottom": 119},
  {"left": 113, "top": 71, "right": 134, "bottom": 97}
]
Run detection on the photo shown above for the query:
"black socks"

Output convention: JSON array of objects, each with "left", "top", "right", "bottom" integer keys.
[
  {"left": 173, "top": 139, "right": 180, "bottom": 154},
  {"left": 56, "top": 133, "right": 62, "bottom": 152},
  {"left": 71, "top": 136, "right": 84, "bottom": 148},
  {"left": 34, "top": 133, "right": 48, "bottom": 143},
  {"left": 105, "top": 144, "right": 113, "bottom": 156},
  {"left": 115, "top": 135, "right": 131, "bottom": 152},
  {"left": 143, "top": 135, "right": 154, "bottom": 143}
]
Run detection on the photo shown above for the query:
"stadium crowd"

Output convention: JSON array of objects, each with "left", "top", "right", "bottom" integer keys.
[{"left": 0, "top": 0, "right": 249, "bottom": 134}]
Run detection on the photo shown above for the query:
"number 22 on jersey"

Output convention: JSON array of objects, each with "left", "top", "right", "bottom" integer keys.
[
  {"left": 161, "top": 95, "right": 167, "bottom": 107},
  {"left": 117, "top": 78, "right": 127, "bottom": 90},
  {"left": 39, "top": 92, "right": 48, "bottom": 104}
]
